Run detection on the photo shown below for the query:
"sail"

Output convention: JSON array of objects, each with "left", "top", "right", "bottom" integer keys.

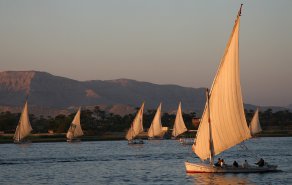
[
  {"left": 249, "top": 108, "right": 262, "bottom": 136},
  {"left": 172, "top": 102, "right": 187, "bottom": 137},
  {"left": 66, "top": 107, "right": 83, "bottom": 139},
  {"left": 126, "top": 103, "right": 144, "bottom": 140},
  {"left": 13, "top": 101, "right": 33, "bottom": 142},
  {"left": 148, "top": 103, "right": 163, "bottom": 138},
  {"left": 193, "top": 13, "right": 251, "bottom": 161}
]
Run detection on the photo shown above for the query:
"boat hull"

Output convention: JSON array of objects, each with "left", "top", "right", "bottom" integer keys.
[
  {"left": 185, "top": 162, "right": 278, "bottom": 173},
  {"left": 128, "top": 139, "right": 144, "bottom": 145},
  {"left": 67, "top": 138, "right": 81, "bottom": 143},
  {"left": 179, "top": 138, "right": 194, "bottom": 145},
  {"left": 14, "top": 140, "right": 31, "bottom": 144},
  {"left": 148, "top": 137, "right": 163, "bottom": 140}
]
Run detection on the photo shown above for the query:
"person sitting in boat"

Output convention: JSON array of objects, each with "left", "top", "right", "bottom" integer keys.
[
  {"left": 214, "top": 158, "right": 221, "bottom": 167},
  {"left": 242, "top": 160, "right": 249, "bottom": 168},
  {"left": 256, "top": 158, "right": 265, "bottom": 167},
  {"left": 233, "top": 161, "right": 239, "bottom": 168},
  {"left": 220, "top": 159, "right": 225, "bottom": 168}
]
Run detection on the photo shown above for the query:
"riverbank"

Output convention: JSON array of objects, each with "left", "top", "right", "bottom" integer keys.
[
  {"left": 1, "top": 130, "right": 292, "bottom": 144},
  {"left": 0, "top": 132, "right": 127, "bottom": 144}
]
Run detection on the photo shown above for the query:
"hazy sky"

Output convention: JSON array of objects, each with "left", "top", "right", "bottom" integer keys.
[{"left": 0, "top": 0, "right": 291, "bottom": 106}]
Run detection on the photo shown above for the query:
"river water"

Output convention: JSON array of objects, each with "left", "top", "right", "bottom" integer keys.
[{"left": 0, "top": 137, "right": 291, "bottom": 185}]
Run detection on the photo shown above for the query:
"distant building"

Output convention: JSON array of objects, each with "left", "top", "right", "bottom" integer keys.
[
  {"left": 162, "top": 127, "right": 168, "bottom": 132},
  {"left": 192, "top": 118, "right": 200, "bottom": 128},
  {"left": 48, "top": 130, "right": 54, "bottom": 134}
]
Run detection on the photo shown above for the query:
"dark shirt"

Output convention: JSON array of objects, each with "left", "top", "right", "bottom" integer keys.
[
  {"left": 256, "top": 159, "right": 265, "bottom": 167},
  {"left": 233, "top": 161, "right": 239, "bottom": 167}
]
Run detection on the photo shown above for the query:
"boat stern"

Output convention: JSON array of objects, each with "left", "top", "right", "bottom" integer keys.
[{"left": 185, "top": 161, "right": 215, "bottom": 173}]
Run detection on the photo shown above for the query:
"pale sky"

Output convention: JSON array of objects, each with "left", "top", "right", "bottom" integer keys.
[{"left": 0, "top": 0, "right": 291, "bottom": 106}]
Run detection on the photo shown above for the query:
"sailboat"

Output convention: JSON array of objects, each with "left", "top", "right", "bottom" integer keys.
[
  {"left": 249, "top": 108, "right": 262, "bottom": 136},
  {"left": 172, "top": 102, "right": 192, "bottom": 145},
  {"left": 185, "top": 5, "right": 278, "bottom": 173},
  {"left": 148, "top": 103, "right": 164, "bottom": 140},
  {"left": 13, "top": 101, "right": 33, "bottom": 144},
  {"left": 126, "top": 102, "right": 144, "bottom": 144},
  {"left": 66, "top": 107, "right": 84, "bottom": 142}
]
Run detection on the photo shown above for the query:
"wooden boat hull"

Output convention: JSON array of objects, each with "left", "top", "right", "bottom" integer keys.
[
  {"left": 179, "top": 138, "right": 194, "bottom": 145},
  {"left": 67, "top": 138, "right": 81, "bottom": 143},
  {"left": 128, "top": 139, "right": 144, "bottom": 145},
  {"left": 185, "top": 162, "right": 278, "bottom": 173},
  {"left": 14, "top": 140, "right": 31, "bottom": 144},
  {"left": 148, "top": 137, "right": 163, "bottom": 140}
]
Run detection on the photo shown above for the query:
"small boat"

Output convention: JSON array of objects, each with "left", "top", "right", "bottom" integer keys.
[
  {"left": 66, "top": 107, "right": 84, "bottom": 142},
  {"left": 148, "top": 103, "right": 164, "bottom": 140},
  {"left": 14, "top": 100, "right": 33, "bottom": 144},
  {"left": 126, "top": 102, "right": 145, "bottom": 144},
  {"left": 185, "top": 5, "right": 278, "bottom": 173},
  {"left": 179, "top": 138, "right": 194, "bottom": 145},
  {"left": 172, "top": 102, "right": 193, "bottom": 145},
  {"left": 249, "top": 108, "right": 262, "bottom": 136}
]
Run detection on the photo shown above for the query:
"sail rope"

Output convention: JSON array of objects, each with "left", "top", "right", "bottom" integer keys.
[{"left": 239, "top": 142, "right": 261, "bottom": 160}]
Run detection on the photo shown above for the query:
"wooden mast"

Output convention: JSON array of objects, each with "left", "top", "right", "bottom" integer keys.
[{"left": 206, "top": 88, "right": 214, "bottom": 164}]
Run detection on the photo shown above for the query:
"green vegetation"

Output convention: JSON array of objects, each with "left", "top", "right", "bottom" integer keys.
[
  {"left": 0, "top": 106, "right": 197, "bottom": 135},
  {"left": 0, "top": 106, "right": 292, "bottom": 138}
]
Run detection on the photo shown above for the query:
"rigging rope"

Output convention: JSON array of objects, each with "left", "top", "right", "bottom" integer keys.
[{"left": 239, "top": 142, "right": 261, "bottom": 160}]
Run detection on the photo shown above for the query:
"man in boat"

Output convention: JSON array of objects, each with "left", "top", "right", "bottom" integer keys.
[
  {"left": 220, "top": 159, "right": 225, "bottom": 168},
  {"left": 233, "top": 161, "right": 239, "bottom": 168},
  {"left": 256, "top": 158, "right": 265, "bottom": 167},
  {"left": 242, "top": 160, "right": 249, "bottom": 168},
  {"left": 214, "top": 158, "right": 221, "bottom": 167}
]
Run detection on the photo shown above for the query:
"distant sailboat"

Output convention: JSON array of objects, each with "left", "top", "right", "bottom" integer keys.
[
  {"left": 13, "top": 101, "right": 33, "bottom": 144},
  {"left": 172, "top": 102, "right": 187, "bottom": 137},
  {"left": 172, "top": 102, "right": 193, "bottom": 145},
  {"left": 148, "top": 103, "right": 164, "bottom": 139},
  {"left": 249, "top": 108, "right": 262, "bottom": 136},
  {"left": 185, "top": 5, "right": 278, "bottom": 173},
  {"left": 126, "top": 102, "right": 144, "bottom": 144},
  {"left": 66, "top": 107, "right": 84, "bottom": 142}
]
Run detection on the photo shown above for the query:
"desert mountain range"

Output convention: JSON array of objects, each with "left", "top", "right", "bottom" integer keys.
[{"left": 0, "top": 71, "right": 289, "bottom": 116}]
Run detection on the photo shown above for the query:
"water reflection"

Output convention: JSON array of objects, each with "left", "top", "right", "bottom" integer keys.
[{"left": 188, "top": 173, "right": 255, "bottom": 185}]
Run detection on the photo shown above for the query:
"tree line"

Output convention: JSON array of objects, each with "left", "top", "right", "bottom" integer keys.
[{"left": 0, "top": 106, "right": 291, "bottom": 135}]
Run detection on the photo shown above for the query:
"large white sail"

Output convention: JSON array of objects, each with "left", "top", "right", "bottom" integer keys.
[
  {"left": 172, "top": 102, "right": 187, "bottom": 137},
  {"left": 148, "top": 103, "right": 163, "bottom": 138},
  {"left": 193, "top": 13, "right": 251, "bottom": 161},
  {"left": 13, "top": 101, "right": 33, "bottom": 142},
  {"left": 66, "top": 107, "right": 84, "bottom": 140},
  {"left": 249, "top": 108, "right": 262, "bottom": 136},
  {"left": 126, "top": 103, "right": 144, "bottom": 140}
]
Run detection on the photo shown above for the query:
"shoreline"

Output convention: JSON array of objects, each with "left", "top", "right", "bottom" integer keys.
[{"left": 1, "top": 131, "right": 292, "bottom": 144}]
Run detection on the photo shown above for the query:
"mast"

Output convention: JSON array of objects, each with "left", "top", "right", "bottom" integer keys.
[{"left": 206, "top": 88, "right": 214, "bottom": 164}]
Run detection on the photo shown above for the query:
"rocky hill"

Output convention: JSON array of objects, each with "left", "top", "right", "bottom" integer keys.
[
  {"left": 0, "top": 71, "right": 288, "bottom": 116},
  {"left": 0, "top": 71, "right": 206, "bottom": 115}
]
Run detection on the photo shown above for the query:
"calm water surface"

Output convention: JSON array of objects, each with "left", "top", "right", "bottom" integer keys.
[{"left": 0, "top": 137, "right": 291, "bottom": 185}]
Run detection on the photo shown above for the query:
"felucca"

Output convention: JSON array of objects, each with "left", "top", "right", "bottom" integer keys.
[
  {"left": 148, "top": 103, "right": 164, "bottom": 140},
  {"left": 185, "top": 5, "right": 278, "bottom": 173},
  {"left": 126, "top": 102, "right": 144, "bottom": 144},
  {"left": 249, "top": 108, "right": 262, "bottom": 136},
  {"left": 172, "top": 102, "right": 193, "bottom": 145},
  {"left": 66, "top": 107, "right": 84, "bottom": 142},
  {"left": 13, "top": 101, "right": 33, "bottom": 144}
]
